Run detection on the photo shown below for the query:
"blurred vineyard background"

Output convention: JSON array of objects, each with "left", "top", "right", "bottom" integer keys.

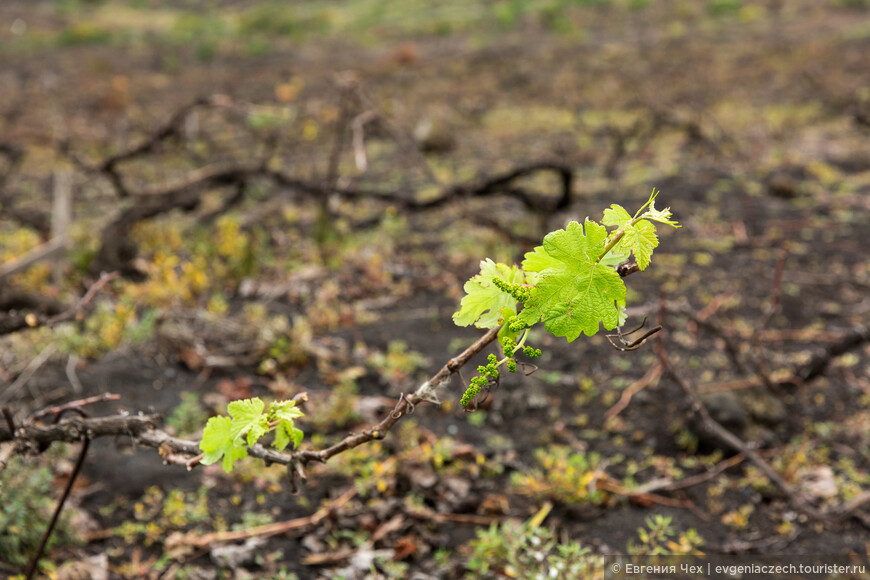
[{"left": 1, "top": 1, "right": 869, "bottom": 578}]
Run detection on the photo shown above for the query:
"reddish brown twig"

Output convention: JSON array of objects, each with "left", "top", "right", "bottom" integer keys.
[
  {"left": 661, "top": 453, "right": 746, "bottom": 491},
  {"left": 604, "top": 363, "right": 663, "bottom": 420},
  {"left": 407, "top": 507, "right": 504, "bottom": 526},
  {"left": 595, "top": 477, "right": 692, "bottom": 509},
  {"left": 164, "top": 486, "right": 357, "bottom": 550},
  {"left": 30, "top": 393, "right": 120, "bottom": 421},
  {"left": 749, "top": 244, "right": 790, "bottom": 388},
  {"left": 0, "top": 271, "right": 119, "bottom": 338},
  {"left": 296, "top": 326, "right": 500, "bottom": 467}
]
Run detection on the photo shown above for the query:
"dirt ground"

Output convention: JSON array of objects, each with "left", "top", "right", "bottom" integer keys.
[{"left": 1, "top": 1, "right": 869, "bottom": 578}]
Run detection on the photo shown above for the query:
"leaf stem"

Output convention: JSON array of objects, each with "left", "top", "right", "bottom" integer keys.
[
  {"left": 632, "top": 188, "right": 659, "bottom": 220},
  {"left": 596, "top": 214, "right": 643, "bottom": 263}
]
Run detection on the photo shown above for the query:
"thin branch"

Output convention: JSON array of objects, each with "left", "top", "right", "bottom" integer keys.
[
  {"left": 0, "top": 237, "right": 68, "bottom": 283},
  {"left": 604, "top": 363, "right": 663, "bottom": 420},
  {"left": 0, "top": 345, "right": 58, "bottom": 405},
  {"left": 163, "top": 486, "right": 357, "bottom": 549},
  {"left": 748, "top": 244, "right": 790, "bottom": 389},
  {"left": 407, "top": 507, "right": 504, "bottom": 526},
  {"left": 25, "top": 407, "right": 91, "bottom": 580},
  {"left": 1, "top": 328, "right": 501, "bottom": 481},
  {"left": 655, "top": 298, "right": 825, "bottom": 520},
  {"left": 660, "top": 453, "right": 746, "bottom": 491},
  {"left": 789, "top": 325, "right": 870, "bottom": 385},
  {"left": 46, "top": 271, "right": 120, "bottom": 326},
  {"left": 0, "top": 271, "right": 119, "bottom": 338},
  {"left": 297, "top": 326, "right": 500, "bottom": 465},
  {"left": 29, "top": 393, "right": 120, "bottom": 422}
]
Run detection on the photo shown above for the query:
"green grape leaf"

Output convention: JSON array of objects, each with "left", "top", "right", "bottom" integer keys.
[
  {"left": 518, "top": 219, "right": 626, "bottom": 341},
  {"left": 602, "top": 204, "right": 632, "bottom": 229},
  {"left": 291, "top": 427, "right": 304, "bottom": 449},
  {"left": 273, "top": 423, "right": 304, "bottom": 452},
  {"left": 200, "top": 415, "right": 249, "bottom": 472},
  {"left": 270, "top": 400, "right": 305, "bottom": 451},
  {"left": 228, "top": 398, "right": 270, "bottom": 447},
  {"left": 269, "top": 399, "right": 302, "bottom": 420},
  {"left": 643, "top": 198, "right": 680, "bottom": 227},
  {"left": 624, "top": 220, "right": 658, "bottom": 270},
  {"left": 602, "top": 204, "right": 660, "bottom": 270},
  {"left": 522, "top": 245, "right": 562, "bottom": 273},
  {"left": 453, "top": 259, "right": 526, "bottom": 329},
  {"left": 599, "top": 246, "right": 631, "bottom": 267}
]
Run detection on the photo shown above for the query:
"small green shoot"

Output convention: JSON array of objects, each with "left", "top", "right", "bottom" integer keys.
[
  {"left": 453, "top": 189, "right": 678, "bottom": 405},
  {"left": 199, "top": 398, "right": 304, "bottom": 472}
]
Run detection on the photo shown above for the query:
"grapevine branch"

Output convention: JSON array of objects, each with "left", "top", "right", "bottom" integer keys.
[
  {"left": 297, "top": 326, "right": 499, "bottom": 466},
  {"left": 44, "top": 93, "right": 576, "bottom": 275},
  {"left": 653, "top": 296, "right": 861, "bottom": 522},
  {"left": 0, "top": 327, "right": 500, "bottom": 490},
  {"left": 87, "top": 159, "right": 573, "bottom": 274},
  {"left": 164, "top": 487, "right": 358, "bottom": 551},
  {"left": 789, "top": 324, "right": 870, "bottom": 386},
  {"left": 0, "top": 271, "right": 118, "bottom": 339}
]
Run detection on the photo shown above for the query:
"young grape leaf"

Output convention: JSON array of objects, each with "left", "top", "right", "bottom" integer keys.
[
  {"left": 228, "top": 398, "right": 270, "bottom": 447},
  {"left": 275, "top": 423, "right": 305, "bottom": 451},
  {"left": 601, "top": 204, "right": 633, "bottom": 230},
  {"left": 274, "top": 424, "right": 305, "bottom": 452},
  {"left": 518, "top": 219, "right": 626, "bottom": 341},
  {"left": 200, "top": 415, "right": 249, "bottom": 472},
  {"left": 453, "top": 259, "right": 526, "bottom": 329},
  {"left": 269, "top": 400, "right": 304, "bottom": 423},
  {"left": 522, "top": 245, "right": 562, "bottom": 273},
  {"left": 642, "top": 198, "right": 680, "bottom": 227},
  {"left": 602, "top": 204, "right": 660, "bottom": 270},
  {"left": 270, "top": 400, "right": 305, "bottom": 451},
  {"left": 624, "top": 220, "right": 658, "bottom": 270}
]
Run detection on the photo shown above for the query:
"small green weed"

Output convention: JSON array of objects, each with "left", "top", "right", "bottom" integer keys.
[
  {"left": 237, "top": 4, "right": 332, "bottom": 40},
  {"left": 467, "top": 504, "right": 603, "bottom": 578},
  {"left": 55, "top": 301, "right": 157, "bottom": 358},
  {"left": 0, "top": 454, "right": 78, "bottom": 568},
  {"left": 166, "top": 392, "right": 208, "bottom": 437},
  {"left": 114, "top": 485, "right": 211, "bottom": 546},
  {"left": 510, "top": 446, "right": 610, "bottom": 505},
  {"left": 368, "top": 340, "right": 428, "bottom": 388},
  {"left": 708, "top": 0, "right": 742, "bottom": 16},
  {"left": 57, "top": 22, "right": 113, "bottom": 46},
  {"left": 628, "top": 514, "right": 704, "bottom": 555}
]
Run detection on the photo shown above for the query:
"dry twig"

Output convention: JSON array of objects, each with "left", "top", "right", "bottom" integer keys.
[
  {"left": 655, "top": 296, "right": 826, "bottom": 520},
  {"left": 0, "top": 328, "right": 501, "bottom": 488}
]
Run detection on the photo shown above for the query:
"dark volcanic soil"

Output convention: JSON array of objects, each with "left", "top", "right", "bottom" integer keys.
[{"left": 1, "top": 1, "right": 869, "bottom": 578}]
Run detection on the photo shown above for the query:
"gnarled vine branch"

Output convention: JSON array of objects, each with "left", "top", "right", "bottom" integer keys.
[{"left": 0, "top": 326, "right": 500, "bottom": 492}]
